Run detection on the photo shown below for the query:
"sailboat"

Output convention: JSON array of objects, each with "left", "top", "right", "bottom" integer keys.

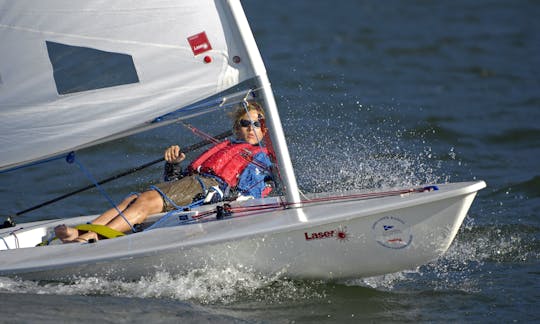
[{"left": 0, "top": 0, "right": 485, "bottom": 281}]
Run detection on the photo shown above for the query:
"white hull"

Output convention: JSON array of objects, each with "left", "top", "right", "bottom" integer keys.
[{"left": 0, "top": 181, "right": 485, "bottom": 281}]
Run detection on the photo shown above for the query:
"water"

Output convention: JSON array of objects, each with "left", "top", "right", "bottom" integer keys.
[{"left": 1, "top": 0, "right": 539, "bottom": 322}]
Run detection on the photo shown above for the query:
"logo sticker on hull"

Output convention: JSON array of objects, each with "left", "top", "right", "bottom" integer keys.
[
  {"left": 372, "top": 216, "right": 412, "bottom": 249},
  {"left": 304, "top": 226, "right": 348, "bottom": 242}
]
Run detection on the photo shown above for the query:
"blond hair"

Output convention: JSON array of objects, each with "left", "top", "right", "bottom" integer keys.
[{"left": 231, "top": 101, "right": 265, "bottom": 133}]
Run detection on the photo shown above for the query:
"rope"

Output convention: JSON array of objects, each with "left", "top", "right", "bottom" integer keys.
[
  {"left": 241, "top": 97, "right": 264, "bottom": 149},
  {"left": 0, "top": 155, "right": 67, "bottom": 174},
  {"left": 67, "top": 152, "right": 136, "bottom": 233},
  {"left": 148, "top": 185, "right": 440, "bottom": 227},
  {"left": 241, "top": 93, "right": 284, "bottom": 193},
  {"left": 145, "top": 180, "right": 210, "bottom": 231},
  {"left": 5, "top": 130, "right": 233, "bottom": 220},
  {"left": 179, "top": 106, "right": 271, "bottom": 174},
  {"left": 180, "top": 121, "right": 222, "bottom": 145},
  {"left": 243, "top": 186, "right": 432, "bottom": 215}
]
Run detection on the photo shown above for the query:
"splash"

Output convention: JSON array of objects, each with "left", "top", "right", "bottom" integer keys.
[
  {"left": 288, "top": 102, "right": 445, "bottom": 193},
  {"left": 0, "top": 266, "right": 326, "bottom": 305}
]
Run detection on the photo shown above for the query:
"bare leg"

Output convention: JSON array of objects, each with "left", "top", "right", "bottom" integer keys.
[
  {"left": 55, "top": 190, "right": 163, "bottom": 243},
  {"left": 54, "top": 194, "right": 138, "bottom": 242},
  {"left": 102, "top": 190, "right": 163, "bottom": 233},
  {"left": 90, "top": 194, "right": 139, "bottom": 226}
]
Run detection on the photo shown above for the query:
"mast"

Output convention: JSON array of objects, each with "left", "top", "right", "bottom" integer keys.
[{"left": 227, "top": 0, "right": 302, "bottom": 205}]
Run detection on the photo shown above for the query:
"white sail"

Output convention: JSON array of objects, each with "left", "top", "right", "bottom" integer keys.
[{"left": 0, "top": 0, "right": 259, "bottom": 172}]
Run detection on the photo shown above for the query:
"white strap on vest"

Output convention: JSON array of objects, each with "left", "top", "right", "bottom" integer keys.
[{"left": 204, "top": 185, "right": 224, "bottom": 203}]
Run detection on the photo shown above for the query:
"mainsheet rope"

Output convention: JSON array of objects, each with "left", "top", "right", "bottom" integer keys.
[
  {"left": 180, "top": 121, "right": 222, "bottom": 145},
  {"left": 66, "top": 152, "right": 137, "bottom": 233},
  {"left": 66, "top": 122, "right": 232, "bottom": 232},
  {"left": 2, "top": 129, "right": 234, "bottom": 225}
]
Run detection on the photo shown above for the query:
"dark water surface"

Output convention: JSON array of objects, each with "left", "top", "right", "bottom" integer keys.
[{"left": 1, "top": 0, "right": 539, "bottom": 322}]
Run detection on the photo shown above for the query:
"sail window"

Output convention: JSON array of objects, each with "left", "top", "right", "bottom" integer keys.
[{"left": 46, "top": 41, "right": 139, "bottom": 95}]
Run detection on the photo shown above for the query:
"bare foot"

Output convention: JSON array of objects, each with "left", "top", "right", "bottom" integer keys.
[
  {"left": 54, "top": 224, "right": 79, "bottom": 242},
  {"left": 76, "top": 231, "right": 98, "bottom": 243}
]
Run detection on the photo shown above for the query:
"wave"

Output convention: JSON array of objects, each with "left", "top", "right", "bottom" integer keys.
[
  {"left": 485, "top": 175, "right": 540, "bottom": 199},
  {"left": 404, "top": 123, "right": 470, "bottom": 147},
  {"left": 385, "top": 44, "right": 440, "bottom": 57},
  {"left": 511, "top": 176, "right": 540, "bottom": 198},
  {"left": 484, "top": 128, "right": 540, "bottom": 148},
  {"left": 507, "top": 97, "right": 540, "bottom": 108}
]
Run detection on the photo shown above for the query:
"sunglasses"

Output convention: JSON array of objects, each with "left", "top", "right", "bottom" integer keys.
[{"left": 239, "top": 119, "right": 262, "bottom": 128}]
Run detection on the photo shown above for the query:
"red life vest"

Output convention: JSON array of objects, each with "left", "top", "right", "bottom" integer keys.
[{"left": 188, "top": 140, "right": 268, "bottom": 187}]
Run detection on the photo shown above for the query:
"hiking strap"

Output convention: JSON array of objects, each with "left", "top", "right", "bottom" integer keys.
[{"left": 74, "top": 224, "right": 125, "bottom": 239}]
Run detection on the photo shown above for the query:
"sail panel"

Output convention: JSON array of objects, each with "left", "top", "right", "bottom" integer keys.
[
  {"left": 46, "top": 41, "right": 140, "bottom": 95},
  {"left": 0, "top": 0, "right": 256, "bottom": 171}
]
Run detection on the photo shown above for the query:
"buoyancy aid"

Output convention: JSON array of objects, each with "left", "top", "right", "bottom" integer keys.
[{"left": 188, "top": 140, "right": 268, "bottom": 187}]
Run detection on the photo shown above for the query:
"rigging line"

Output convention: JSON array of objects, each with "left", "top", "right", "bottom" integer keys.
[
  {"left": 241, "top": 96, "right": 264, "bottom": 146},
  {"left": 68, "top": 152, "right": 136, "bottom": 233},
  {"left": 287, "top": 186, "right": 438, "bottom": 206},
  {"left": 241, "top": 93, "right": 286, "bottom": 200},
  {"left": 179, "top": 121, "right": 222, "bottom": 144},
  {"left": 0, "top": 154, "right": 67, "bottom": 174},
  {"left": 9, "top": 130, "right": 233, "bottom": 218},
  {"left": 137, "top": 185, "right": 436, "bottom": 231},
  {"left": 240, "top": 97, "right": 275, "bottom": 172},
  {"left": 298, "top": 188, "right": 310, "bottom": 201},
  {"left": 223, "top": 186, "right": 438, "bottom": 214},
  {"left": 217, "top": 87, "right": 261, "bottom": 108},
  {"left": 153, "top": 88, "right": 261, "bottom": 125},
  {"left": 179, "top": 117, "right": 270, "bottom": 172},
  {"left": 184, "top": 190, "right": 405, "bottom": 224}
]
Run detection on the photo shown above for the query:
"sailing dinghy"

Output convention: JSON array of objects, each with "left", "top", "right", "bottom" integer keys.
[{"left": 0, "top": 0, "right": 485, "bottom": 281}]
